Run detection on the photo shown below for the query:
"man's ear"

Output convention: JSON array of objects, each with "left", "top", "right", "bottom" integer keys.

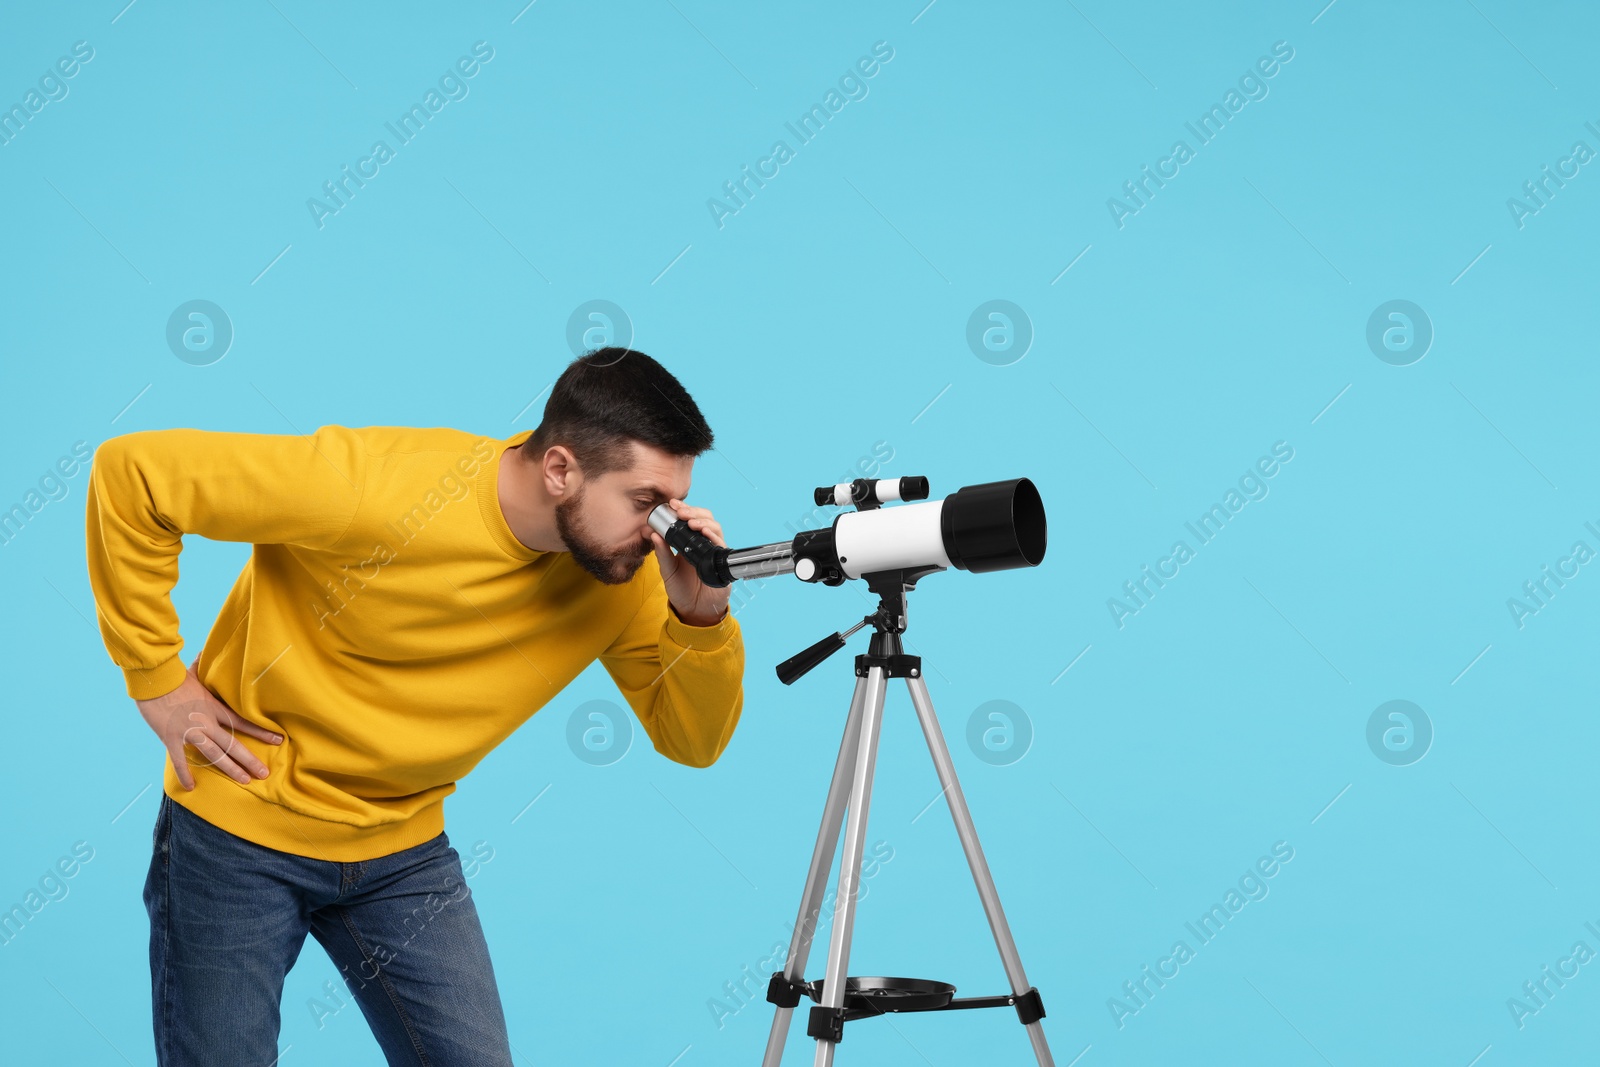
[{"left": 541, "top": 445, "right": 577, "bottom": 497}]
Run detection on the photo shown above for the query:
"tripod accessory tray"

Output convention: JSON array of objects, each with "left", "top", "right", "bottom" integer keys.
[
  {"left": 811, "top": 975, "right": 953, "bottom": 1014},
  {"left": 767, "top": 971, "right": 1047, "bottom": 1042}
]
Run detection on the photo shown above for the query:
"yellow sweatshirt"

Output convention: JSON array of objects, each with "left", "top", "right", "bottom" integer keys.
[{"left": 84, "top": 424, "right": 745, "bottom": 861}]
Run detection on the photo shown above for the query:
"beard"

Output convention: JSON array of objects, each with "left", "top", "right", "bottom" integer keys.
[{"left": 554, "top": 485, "right": 651, "bottom": 585}]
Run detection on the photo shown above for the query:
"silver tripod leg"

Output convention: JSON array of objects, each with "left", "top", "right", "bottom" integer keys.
[
  {"left": 761, "top": 673, "right": 871, "bottom": 1067},
  {"left": 812, "top": 664, "right": 889, "bottom": 1067},
  {"left": 904, "top": 674, "right": 1055, "bottom": 1066}
]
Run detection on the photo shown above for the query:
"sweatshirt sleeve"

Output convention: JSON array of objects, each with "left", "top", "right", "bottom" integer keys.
[
  {"left": 599, "top": 579, "right": 745, "bottom": 769},
  {"left": 84, "top": 425, "right": 367, "bottom": 701}
]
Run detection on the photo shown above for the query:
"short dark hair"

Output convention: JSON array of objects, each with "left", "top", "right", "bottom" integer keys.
[{"left": 519, "top": 348, "right": 714, "bottom": 477}]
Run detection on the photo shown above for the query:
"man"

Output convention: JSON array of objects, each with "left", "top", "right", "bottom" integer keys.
[{"left": 84, "top": 348, "right": 745, "bottom": 1065}]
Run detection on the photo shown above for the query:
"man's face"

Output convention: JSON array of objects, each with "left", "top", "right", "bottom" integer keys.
[{"left": 554, "top": 441, "right": 693, "bottom": 585}]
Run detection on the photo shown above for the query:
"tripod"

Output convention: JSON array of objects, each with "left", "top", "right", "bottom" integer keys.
[{"left": 759, "top": 568, "right": 1055, "bottom": 1066}]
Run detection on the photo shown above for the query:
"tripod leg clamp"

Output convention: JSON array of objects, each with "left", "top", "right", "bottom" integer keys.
[
  {"left": 1014, "top": 986, "right": 1046, "bottom": 1025},
  {"left": 806, "top": 1005, "right": 847, "bottom": 1042},
  {"left": 766, "top": 971, "right": 805, "bottom": 1009}
]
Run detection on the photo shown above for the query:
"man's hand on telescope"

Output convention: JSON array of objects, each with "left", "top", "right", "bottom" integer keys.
[{"left": 650, "top": 498, "right": 732, "bottom": 627}]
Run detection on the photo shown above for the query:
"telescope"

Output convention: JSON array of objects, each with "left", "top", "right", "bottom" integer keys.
[
  {"left": 647, "top": 475, "right": 1046, "bottom": 589},
  {"left": 661, "top": 477, "right": 1061, "bottom": 1061},
  {"left": 649, "top": 475, "right": 1047, "bottom": 687}
]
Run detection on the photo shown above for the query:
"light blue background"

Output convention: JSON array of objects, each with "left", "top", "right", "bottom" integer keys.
[{"left": 3, "top": 1, "right": 1597, "bottom": 1064}]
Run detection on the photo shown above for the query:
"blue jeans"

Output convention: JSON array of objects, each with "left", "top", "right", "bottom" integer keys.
[{"left": 144, "top": 794, "right": 513, "bottom": 1066}]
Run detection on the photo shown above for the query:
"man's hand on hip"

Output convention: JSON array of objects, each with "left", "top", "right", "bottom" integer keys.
[{"left": 136, "top": 659, "right": 283, "bottom": 789}]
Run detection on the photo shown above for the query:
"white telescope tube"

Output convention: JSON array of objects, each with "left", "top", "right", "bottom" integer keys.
[{"left": 832, "top": 500, "right": 952, "bottom": 579}]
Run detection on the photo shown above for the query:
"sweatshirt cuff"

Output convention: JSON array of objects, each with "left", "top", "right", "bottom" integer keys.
[
  {"left": 665, "top": 602, "right": 737, "bottom": 651},
  {"left": 124, "top": 655, "right": 188, "bottom": 701}
]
